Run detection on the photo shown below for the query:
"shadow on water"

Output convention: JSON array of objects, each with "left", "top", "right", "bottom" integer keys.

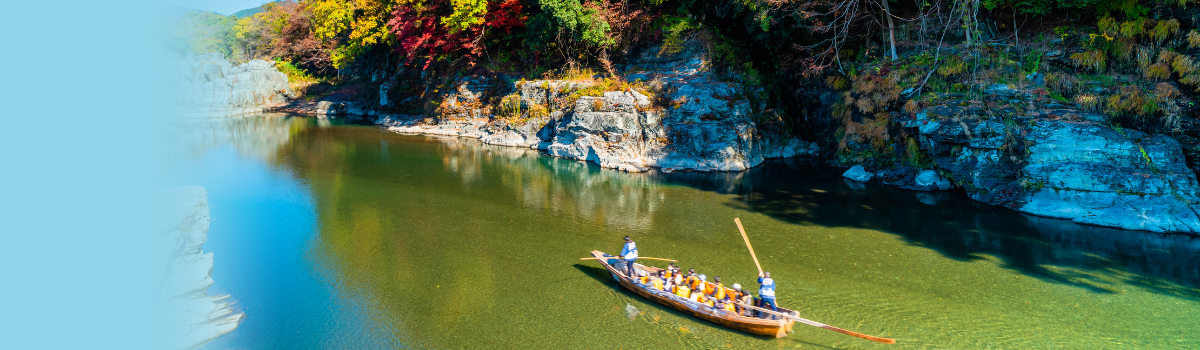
[{"left": 654, "top": 158, "right": 1200, "bottom": 301}]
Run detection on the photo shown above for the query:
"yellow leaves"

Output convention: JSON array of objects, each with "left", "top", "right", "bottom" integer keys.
[
  {"left": 441, "top": 0, "right": 489, "bottom": 34},
  {"left": 308, "top": 0, "right": 396, "bottom": 68}
]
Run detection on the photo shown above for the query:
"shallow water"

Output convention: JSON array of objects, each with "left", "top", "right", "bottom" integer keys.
[{"left": 178, "top": 114, "right": 1200, "bottom": 349}]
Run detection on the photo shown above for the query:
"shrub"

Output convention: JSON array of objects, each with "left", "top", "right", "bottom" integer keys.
[
  {"left": 1045, "top": 72, "right": 1080, "bottom": 95},
  {"left": 904, "top": 100, "right": 920, "bottom": 116},
  {"left": 1144, "top": 62, "right": 1171, "bottom": 81},
  {"left": 1105, "top": 86, "right": 1154, "bottom": 116},
  {"left": 1188, "top": 30, "right": 1200, "bottom": 48},
  {"left": 937, "top": 56, "right": 966, "bottom": 76},
  {"left": 527, "top": 102, "right": 550, "bottom": 118},
  {"left": 1172, "top": 55, "right": 1197, "bottom": 76},
  {"left": 1150, "top": 19, "right": 1180, "bottom": 45},
  {"left": 825, "top": 76, "right": 849, "bottom": 90},
  {"left": 1154, "top": 82, "right": 1180, "bottom": 101},
  {"left": 1119, "top": 18, "right": 1146, "bottom": 38},
  {"left": 656, "top": 15, "right": 698, "bottom": 56},
  {"left": 1136, "top": 47, "right": 1154, "bottom": 70},
  {"left": 1071, "top": 50, "right": 1107, "bottom": 72},
  {"left": 498, "top": 93, "right": 522, "bottom": 118},
  {"left": 1076, "top": 94, "right": 1101, "bottom": 111}
]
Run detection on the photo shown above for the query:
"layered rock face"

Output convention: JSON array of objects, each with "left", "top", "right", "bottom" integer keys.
[
  {"left": 159, "top": 186, "right": 242, "bottom": 350},
  {"left": 377, "top": 40, "right": 817, "bottom": 172},
  {"left": 173, "top": 53, "right": 290, "bottom": 118},
  {"left": 907, "top": 105, "right": 1200, "bottom": 233}
]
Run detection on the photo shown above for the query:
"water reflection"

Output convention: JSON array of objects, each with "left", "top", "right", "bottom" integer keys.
[
  {"left": 658, "top": 158, "right": 1200, "bottom": 299},
  {"left": 180, "top": 113, "right": 315, "bottom": 160},
  {"left": 427, "top": 136, "right": 664, "bottom": 232}
]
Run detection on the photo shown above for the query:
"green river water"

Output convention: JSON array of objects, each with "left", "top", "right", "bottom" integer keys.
[{"left": 181, "top": 114, "right": 1200, "bottom": 349}]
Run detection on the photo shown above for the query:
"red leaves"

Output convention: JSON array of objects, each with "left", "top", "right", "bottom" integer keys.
[
  {"left": 485, "top": 0, "right": 526, "bottom": 33},
  {"left": 387, "top": 0, "right": 526, "bottom": 70}
]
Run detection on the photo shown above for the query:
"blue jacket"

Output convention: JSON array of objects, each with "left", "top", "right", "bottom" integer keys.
[
  {"left": 620, "top": 242, "right": 638, "bottom": 260},
  {"left": 758, "top": 276, "right": 776, "bottom": 299}
]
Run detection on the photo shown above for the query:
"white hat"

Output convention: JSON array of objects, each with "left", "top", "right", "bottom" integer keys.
[
  {"left": 732, "top": 283, "right": 742, "bottom": 290},
  {"left": 699, "top": 274, "right": 707, "bottom": 281}
]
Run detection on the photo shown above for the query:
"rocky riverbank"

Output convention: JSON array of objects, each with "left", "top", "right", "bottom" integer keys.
[
  {"left": 290, "top": 40, "right": 819, "bottom": 173},
  {"left": 250, "top": 36, "right": 1200, "bottom": 235},
  {"left": 835, "top": 86, "right": 1200, "bottom": 233}
]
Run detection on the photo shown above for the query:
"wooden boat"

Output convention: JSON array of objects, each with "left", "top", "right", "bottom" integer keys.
[{"left": 587, "top": 250, "right": 797, "bottom": 338}]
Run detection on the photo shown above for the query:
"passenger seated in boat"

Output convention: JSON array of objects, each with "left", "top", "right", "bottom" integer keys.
[
  {"left": 637, "top": 270, "right": 649, "bottom": 284},
  {"left": 672, "top": 273, "right": 685, "bottom": 294},
  {"left": 666, "top": 263, "right": 679, "bottom": 277},
  {"left": 651, "top": 271, "right": 666, "bottom": 291},
  {"left": 733, "top": 284, "right": 754, "bottom": 317},
  {"left": 712, "top": 276, "right": 727, "bottom": 299},
  {"left": 687, "top": 269, "right": 702, "bottom": 291},
  {"left": 676, "top": 284, "right": 691, "bottom": 299}
]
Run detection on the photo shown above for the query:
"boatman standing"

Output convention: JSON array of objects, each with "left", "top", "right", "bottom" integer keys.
[
  {"left": 618, "top": 236, "right": 639, "bottom": 278},
  {"left": 758, "top": 271, "right": 778, "bottom": 319}
]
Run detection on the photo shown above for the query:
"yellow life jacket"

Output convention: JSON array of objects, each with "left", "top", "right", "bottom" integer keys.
[
  {"left": 689, "top": 276, "right": 702, "bottom": 291},
  {"left": 724, "top": 302, "right": 736, "bottom": 312},
  {"left": 677, "top": 285, "right": 691, "bottom": 298},
  {"left": 704, "top": 299, "right": 715, "bottom": 307},
  {"left": 714, "top": 284, "right": 727, "bottom": 300},
  {"left": 652, "top": 278, "right": 664, "bottom": 290},
  {"left": 640, "top": 276, "right": 649, "bottom": 284}
]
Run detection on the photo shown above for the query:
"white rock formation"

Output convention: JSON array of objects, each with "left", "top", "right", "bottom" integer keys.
[
  {"left": 171, "top": 53, "right": 291, "bottom": 118},
  {"left": 158, "top": 186, "right": 242, "bottom": 350}
]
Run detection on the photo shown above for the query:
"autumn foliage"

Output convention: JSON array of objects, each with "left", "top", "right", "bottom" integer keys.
[{"left": 387, "top": 0, "right": 526, "bottom": 70}]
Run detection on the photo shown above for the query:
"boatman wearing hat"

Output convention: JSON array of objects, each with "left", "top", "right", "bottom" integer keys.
[
  {"left": 618, "top": 236, "right": 639, "bottom": 278},
  {"left": 758, "top": 271, "right": 778, "bottom": 319}
]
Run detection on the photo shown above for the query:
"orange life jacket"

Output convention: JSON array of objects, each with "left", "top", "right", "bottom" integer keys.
[
  {"left": 714, "top": 284, "right": 727, "bottom": 300},
  {"left": 689, "top": 276, "right": 702, "bottom": 290},
  {"left": 724, "top": 302, "right": 736, "bottom": 312},
  {"left": 651, "top": 278, "right": 664, "bottom": 290},
  {"left": 704, "top": 298, "right": 715, "bottom": 307},
  {"left": 640, "top": 276, "right": 649, "bottom": 284}
]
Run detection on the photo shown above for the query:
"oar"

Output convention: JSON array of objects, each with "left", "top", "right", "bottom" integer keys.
[
  {"left": 579, "top": 257, "right": 677, "bottom": 262},
  {"left": 736, "top": 302, "right": 897, "bottom": 344},
  {"left": 734, "top": 217, "right": 764, "bottom": 276}
]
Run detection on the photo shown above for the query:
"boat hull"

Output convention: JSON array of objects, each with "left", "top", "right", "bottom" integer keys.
[{"left": 589, "top": 250, "right": 794, "bottom": 338}]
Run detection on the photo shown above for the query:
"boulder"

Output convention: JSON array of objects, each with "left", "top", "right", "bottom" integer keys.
[
  {"left": 843, "top": 165, "right": 874, "bottom": 182},
  {"left": 914, "top": 170, "right": 955, "bottom": 191}
]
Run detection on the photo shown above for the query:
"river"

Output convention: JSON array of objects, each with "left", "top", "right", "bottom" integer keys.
[{"left": 176, "top": 114, "right": 1200, "bottom": 349}]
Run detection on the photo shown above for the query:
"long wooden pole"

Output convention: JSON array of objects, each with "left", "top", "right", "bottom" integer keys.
[
  {"left": 734, "top": 217, "right": 764, "bottom": 276},
  {"left": 579, "top": 257, "right": 677, "bottom": 262},
  {"left": 736, "top": 302, "right": 897, "bottom": 344}
]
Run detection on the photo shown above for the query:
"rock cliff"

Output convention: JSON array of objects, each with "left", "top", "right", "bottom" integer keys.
[
  {"left": 846, "top": 101, "right": 1200, "bottom": 233},
  {"left": 172, "top": 53, "right": 291, "bottom": 118},
  {"left": 373, "top": 40, "right": 817, "bottom": 172},
  {"left": 159, "top": 186, "right": 242, "bottom": 350}
]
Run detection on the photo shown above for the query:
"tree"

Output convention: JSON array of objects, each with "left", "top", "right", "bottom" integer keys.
[
  {"left": 308, "top": 0, "right": 397, "bottom": 68},
  {"left": 387, "top": 0, "right": 526, "bottom": 69}
]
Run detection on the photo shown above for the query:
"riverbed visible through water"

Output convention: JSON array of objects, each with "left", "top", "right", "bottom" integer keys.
[{"left": 177, "top": 114, "right": 1200, "bottom": 349}]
